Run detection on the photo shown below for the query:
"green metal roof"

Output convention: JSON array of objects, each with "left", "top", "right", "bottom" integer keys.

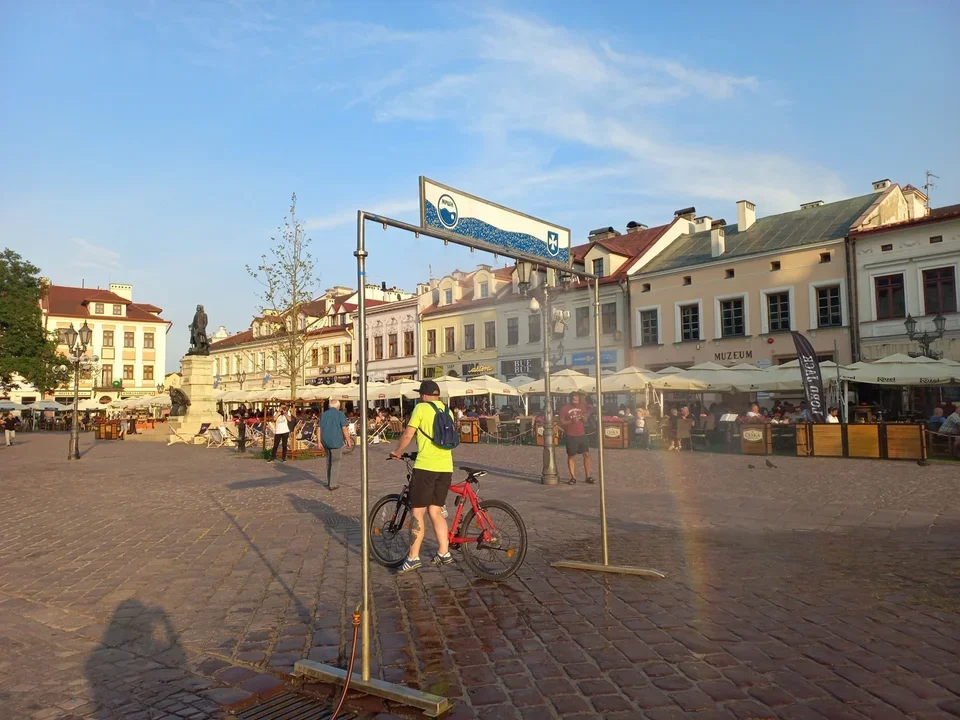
[{"left": 640, "top": 192, "right": 880, "bottom": 274}]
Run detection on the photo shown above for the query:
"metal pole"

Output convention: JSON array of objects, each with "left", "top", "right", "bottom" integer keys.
[
  {"left": 592, "top": 278, "right": 609, "bottom": 565},
  {"left": 540, "top": 282, "right": 558, "bottom": 485},
  {"left": 356, "top": 211, "right": 371, "bottom": 682},
  {"left": 68, "top": 353, "right": 80, "bottom": 460}
]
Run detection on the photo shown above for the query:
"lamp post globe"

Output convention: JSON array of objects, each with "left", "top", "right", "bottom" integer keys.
[
  {"left": 78, "top": 321, "right": 93, "bottom": 347},
  {"left": 934, "top": 312, "right": 947, "bottom": 337},
  {"left": 903, "top": 314, "right": 917, "bottom": 339}
]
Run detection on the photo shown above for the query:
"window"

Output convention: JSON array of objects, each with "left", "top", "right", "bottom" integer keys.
[
  {"left": 507, "top": 317, "right": 519, "bottom": 345},
  {"left": 388, "top": 333, "right": 398, "bottom": 358},
  {"left": 770, "top": 261, "right": 781, "bottom": 271},
  {"left": 767, "top": 292, "right": 790, "bottom": 332},
  {"left": 930, "top": 236, "right": 943, "bottom": 244},
  {"left": 101, "top": 366, "right": 113, "bottom": 386},
  {"left": 95, "top": 303, "right": 104, "bottom": 314},
  {"left": 102, "top": 330, "right": 114, "bottom": 347},
  {"left": 881, "top": 244, "right": 893, "bottom": 252},
  {"left": 113, "top": 304, "right": 122, "bottom": 316},
  {"left": 819, "top": 252, "right": 831, "bottom": 263},
  {"left": 334, "top": 345, "right": 342, "bottom": 363},
  {"left": 640, "top": 309, "right": 658, "bottom": 345},
  {"left": 464, "top": 324, "right": 475, "bottom": 351},
  {"left": 641, "top": 283, "right": 651, "bottom": 292},
  {"left": 875, "top": 274, "right": 905, "bottom": 319},
  {"left": 323, "top": 346, "right": 331, "bottom": 365},
  {"left": 345, "top": 344, "right": 352, "bottom": 363},
  {"left": 575, "top": 307, "right": 590, "bottom": 337},
  {"left": 601, "top": 302, "right": 617, "bottom": 335},
  {"left": 143, "top": 365, "right": 154, "bottom": 381},
  {"left": 124, "top": 331, "right": 135, "bottom": 348},
  {"left": 923, "top": 267, "right": 957, "bottom": 314},
  {"left": 427, "top": 329, "right": 437, "bottom": 354},
  {"left": 683, "top": 276, "right": 692, "bottom": 286},
  {"left": 311, "top": 348, "right": 318, "bottom": 366},
  {"left": 143, "top": 333, "right": 154, "bottom": 349},
  {"left": 123, "top": 365, "right": 134, "bottom": 380},
  {"left": 592, "top": 258, "right": 604, "bottom": 277},
  {"left": 528, "top": 314, "right": 541, "bottom": 343},
  {"left": 257, "top": 352, "right": 264, "bottom": 370},
  {"left": 234, "top": 356, "right": 241, "bottom": 374},
  {"left": 725, "top": 269, "right": 735, "bottom": 279},
  {"left": 444, "top": 327, "right": 455, "bottom": 353},
  {"left": 817, "top": 286, "right": 842, "bottom": 328},
  {"left": 680, "top": 304, "right": 700, "bottom": 341},
  {"left": 479, "top": 282, "right": 489, "bottom": 299},
  {"left": 57, "top": 328, "right": 69, "bottom": 345},
  {"left": 720, "top": 298, "right": 745, "bottom": 337},
  {"left": 404, "top": 330, "right": 414, "bottom": 356},
  {"left": 374, "top": 336, "right": 383, "bottom": 360},
  {"left": 444, "top": 289, "right": 453, "bottom": 305},
  {"left": 484, "top": 321, "right": 496, "bottom": 348}
]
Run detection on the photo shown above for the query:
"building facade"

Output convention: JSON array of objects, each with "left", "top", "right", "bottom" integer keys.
[
  {"left": 41, "top": 282, "right": 171, "bottom": 402},
  {"left": 352, "top": 295, "right": 422, "bottom": 382},
  {"left": 628, "top": 181, "right": 918, "bottom": 370},
  {"left": 851, "top": 198, "right": 960, "bottom": 362}
]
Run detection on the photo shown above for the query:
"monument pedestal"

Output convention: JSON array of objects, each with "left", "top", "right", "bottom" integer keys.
[{"left": 168, "top": 354, "right": 222, "bottom": 435}]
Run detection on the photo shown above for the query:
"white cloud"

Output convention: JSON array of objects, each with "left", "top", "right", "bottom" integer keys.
[
  {"left": 305, "top": 199, "right": 419, "bottom": 231},
  {"left": 71, "top": 238, "right": 121, "bottom": 270}
]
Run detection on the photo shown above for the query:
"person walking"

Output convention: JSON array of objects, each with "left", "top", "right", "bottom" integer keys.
[
  {"left": 319, "top": 399, "right": 352, "bottom": 491},
  {"left": 4, "top": 413, "right": 17, "bottom": 446},
  {"left": 268, "top": 404, "right": 291, "bottom": 463},
  {"left": 389, "top": 380, "right": 458, "bottom": 573},
  {"left": 559, "top": 392, "right": 594, "bottom": 484}
]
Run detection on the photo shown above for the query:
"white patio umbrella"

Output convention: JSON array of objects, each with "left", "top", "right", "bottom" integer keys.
[
  {"left": 517, "top": 368, "right": 596, "bottom": 394},
  {"left": 655, "top": 366, "right": 687, "bottom": 375},
  {"left": 27, "top": 399, "right": 71, "bottom": 411},
  {"left": 76, "top": 398, "right": 105, "bottom": 411},
  {"left": 507, "top": 375, "right": 535, "bottom": 388},
  {"left": 840, "top": 353, "right": 957, "bottom": 385},
  {"left": 141, "top": 394, "right": 172, "bottom": 408},
  {"left": 650, "top": 362, "right": 763, "bottom": 392},
  {"left": 400, "top": 376, "right": 475, "bottom": 401},
  {"left": 749, "top": 360, "right": 844, "bottom": 392},
  {"left": 601, "top": 366, "right": 659, "bottom": 393},
  {"left": 0, "top": 400, "right": 27, "bottom": 411},
  {"left": 466, "top": 375, "right": 519, "bottom": 396},
  {"left": 329, "top": 382, "right": 394, "bottom": 402}
]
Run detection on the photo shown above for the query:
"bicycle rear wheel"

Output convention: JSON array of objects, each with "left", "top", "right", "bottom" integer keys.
[
  {"left": 459, "top": 499, "right": 527, "bottom": 581},
  {"left": 369, "top": 494, "right": 409, "bottom": 568}
]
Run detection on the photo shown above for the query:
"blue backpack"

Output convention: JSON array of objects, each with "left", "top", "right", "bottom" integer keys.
[{"left": 419, "top": 401, "right": 460, "bottom": 450}]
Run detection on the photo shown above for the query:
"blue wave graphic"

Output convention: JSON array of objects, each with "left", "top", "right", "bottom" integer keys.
[{"left": 425, "top": 200, "right": 569, "bottom": 265}]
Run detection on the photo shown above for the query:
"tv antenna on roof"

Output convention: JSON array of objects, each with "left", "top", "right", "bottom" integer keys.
[{"left": 923, "top": 170, "right": 939, "bottom": 209}]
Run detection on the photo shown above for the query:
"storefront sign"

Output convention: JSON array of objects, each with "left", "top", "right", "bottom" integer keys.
[
  {"left": 422, "top": 366, "right": 443, "bottom": 379},
  {"left": 715, "top": 350, "right": 753, "bottom": 361},
  {"left": 571, "top": 350, "right": 617, "bottom": 366},
  {"left": 387, "top": 372, "right": 416, "bottom": 381},
  {"left": 501, "top": 358, "right": 542, "bottom": 378},
  {"left": 742, "top": 428, "right": 764, "bottom": 443},
  {"left": 463, "top": 363, "right": 495, "bottom": 376}
]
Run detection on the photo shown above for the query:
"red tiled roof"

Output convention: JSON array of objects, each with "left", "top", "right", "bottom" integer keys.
[
  {"left": 339, "top": 299, "right": 387, "bottom": 312},
  {"left": 851, "top": 204, "right": 960, "bottom": 237},
  {"left": 41, "top": 285, "right": 169, "bottom": 324},
  {"left": 210, "top": 322, "right": 351, "bottom": 351},
  {"left": 209, "top": 329, "right": 255, "bottom": 349}
]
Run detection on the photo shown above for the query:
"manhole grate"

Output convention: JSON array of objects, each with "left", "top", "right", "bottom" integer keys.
[{"left": 235, "top": 691, "right": 360, "bottom": 720}]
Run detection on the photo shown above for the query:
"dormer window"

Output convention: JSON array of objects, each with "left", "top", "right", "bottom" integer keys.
[
  {"left": 592, "top": 258, "right": 604, "bottom": 277},
  {"left": 444, "top": 289, "right": 453, "bottom": 305},
  {"left": 94, "top": 303, "right": 104, "bottom": 314},
  {"left": 112, "top": 304, "right": 122, "bottom": 316},
  {"left": 479, "top": 282, "right": 489, "bottom": 299}
]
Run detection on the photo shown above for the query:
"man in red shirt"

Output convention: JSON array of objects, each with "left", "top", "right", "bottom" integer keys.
[{"left": 559, "top": 392, "right": 593, "bottom": 485}]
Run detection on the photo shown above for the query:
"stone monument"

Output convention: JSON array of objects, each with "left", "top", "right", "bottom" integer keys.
[{"left": 168, "top": 305, "right": 223, "bottom": 435}]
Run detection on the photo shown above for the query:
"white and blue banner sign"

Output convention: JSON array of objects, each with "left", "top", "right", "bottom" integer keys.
[{"left": 420, "top": 177, "right": 571, "bottom": 266}]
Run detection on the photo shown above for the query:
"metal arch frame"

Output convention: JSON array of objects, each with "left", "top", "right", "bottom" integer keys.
[{"left": 295, "top": 208, "right": 664, "bottom": 717}]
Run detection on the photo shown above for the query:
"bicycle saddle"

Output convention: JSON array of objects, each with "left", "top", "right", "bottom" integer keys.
[{"left": 460, "top": 466, "right": 487, "bottom": 478}]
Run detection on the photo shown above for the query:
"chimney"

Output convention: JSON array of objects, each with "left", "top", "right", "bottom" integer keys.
[
  {"left": 109, "top": 283, "right": 133, "bottom": 301},
  {"left": 800, "top": 200, "right": 824, "bottom": 210},
  {"left": 625, "top": 221, "right": 648, "bottom": 232},
  {"left": 694, "top": 216, "right": 712, "bottom": 232},
  {"left": 872, "top": 178, "right": 891, "bottom": 192},
  {"left": 710, "top": 219, "right": 726, "bottom": 258},
  {"left": 381, "top": 281, "right": 387, "bottom": 292},
  {"left": 736, "top": 200, "right": 756, "bottom": 232},
  {"left": 674, "top": 206, "right": 696, "bottom": 221},
  {"left": 588, "top": 226, "right": 619, "bottom": 241}
]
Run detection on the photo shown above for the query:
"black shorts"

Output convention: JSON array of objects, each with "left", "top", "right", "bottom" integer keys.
[
  {"left": 409, "top": 469, "right": 452, "bottom": 508},
  {"left": 565, "top": 435, "right": 590, "bottom": 456}
]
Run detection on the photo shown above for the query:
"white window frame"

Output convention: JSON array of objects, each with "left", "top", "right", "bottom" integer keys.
[
  {"left": 479, "top": 281, "right": 489, "bottom": 299},
  {"left": 808, "top": 278, "right": 848, "bottom": 329},
  {"left": 635, "top": 305, "right": 661, "bottom": 347},
  {"left": 714, "top": 292, "right": 749, "bottom": 339},
  {"left": 463, "top": 323, "right": 476, "bottom": 351},
  {"left": 674, "top": 298, "right": 703, "bottom": 343},
  {"left": 759, "top": 285, "right": 796, "bottom": 334}
]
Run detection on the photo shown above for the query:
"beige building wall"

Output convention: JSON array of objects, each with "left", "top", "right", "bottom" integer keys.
[{"left": 630, "top": 242, "right": 853, "bottom": 369}]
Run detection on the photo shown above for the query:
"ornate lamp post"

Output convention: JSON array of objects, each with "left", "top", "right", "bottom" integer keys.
[
  {"left": 235, "top": 369, "right": 247, "bottom": 390},
  {"left": 904, "top": 312, "right": 946, "bottom": 359},
  {"left": 63, "top": 321, "right": 94, "bottom": 460}
]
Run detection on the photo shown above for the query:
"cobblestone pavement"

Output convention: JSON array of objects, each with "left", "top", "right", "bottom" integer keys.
[{"left": 1, "top": 433, "right": 959, "bottom": 719}]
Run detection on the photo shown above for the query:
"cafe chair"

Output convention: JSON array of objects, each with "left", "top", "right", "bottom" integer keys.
[
  {"left": 483, "top": 415, "right": 501, "bottom": 443},
  {"left": 926, "top": 427, "right": 960, "bottom": 459},
  {"left": 676, "top": 418, "right": 694, "bottom": 451}
]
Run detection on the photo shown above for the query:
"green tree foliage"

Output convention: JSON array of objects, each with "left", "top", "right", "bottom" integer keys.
[{"left": 0, "top": 249, "right": 70, "bottom": 394}]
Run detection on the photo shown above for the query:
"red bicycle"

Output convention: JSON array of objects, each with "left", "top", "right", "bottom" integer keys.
[{"left": 369, "top": 453, "right": 528, "bottom": 580}]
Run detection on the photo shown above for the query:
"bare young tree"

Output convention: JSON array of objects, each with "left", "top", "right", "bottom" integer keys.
[{"left": 246, "top": 193, "right": 322, "bottom": 400}]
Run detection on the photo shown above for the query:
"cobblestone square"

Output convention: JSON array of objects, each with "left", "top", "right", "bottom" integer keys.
[{"left": 1, "top": 434, "right": 958, "bottom": 719}]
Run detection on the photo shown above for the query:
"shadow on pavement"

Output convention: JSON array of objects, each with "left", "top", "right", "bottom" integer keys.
[
  {"left": 85, "top": 599, "right": 187, "bottom": 716},
  {"left": 460, "top": 462, "right": 541, "bottom": 484},
  {"left": 227, "top": 459, "right": 319, "bottom": 489},
  {"left": 287, "top": 492, "right": 362, "bottom": 554}
]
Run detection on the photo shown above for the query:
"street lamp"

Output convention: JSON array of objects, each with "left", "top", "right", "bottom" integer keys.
[
  {"left": 65, "top": 321, "right": 94, "bottom": 460},
  {"left": 904, "top": 312, "right": 946, "bottom": 359},
  {"left": 518, "top": 261, "right": 559, "bottom": 486}
]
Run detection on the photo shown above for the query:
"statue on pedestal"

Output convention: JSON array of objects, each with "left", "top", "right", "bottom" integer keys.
[{"left": 188, "top": 305, "right": 210, "bottom": 356}]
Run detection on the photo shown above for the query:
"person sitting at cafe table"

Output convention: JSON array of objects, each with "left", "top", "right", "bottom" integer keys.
[
  {"left": 826, "top": 407, "right": 840, "bottom": 423},
  {"left": 745, "top": 403, "right": 764, "bottom": 422},
  {"left": 939, "top": 409, "right": 960, "bottom": 436},
  {"left": 929, "top": 407, "right": 946, "bottom": 430}
]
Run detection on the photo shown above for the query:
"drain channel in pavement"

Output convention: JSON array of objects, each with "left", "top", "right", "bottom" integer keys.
[{"left": 235, "top": 691, "right": 361, "bottom": 720}]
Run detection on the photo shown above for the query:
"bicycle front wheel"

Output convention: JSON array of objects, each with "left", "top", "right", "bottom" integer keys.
[
  {"left": 459, "top": 499, "right": 527, "bottom": 581},
  {"left": 369, "top": 494, "right": 409, "bottom": 568}
]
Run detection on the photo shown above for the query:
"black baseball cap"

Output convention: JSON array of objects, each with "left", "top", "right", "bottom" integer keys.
[{"left": 414, "top": 379, "right": 441, "bottom": 396}]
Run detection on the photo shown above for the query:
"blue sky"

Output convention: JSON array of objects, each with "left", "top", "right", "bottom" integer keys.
[{"left": 2, "top": 1, "right": 958, "bottom": 365}]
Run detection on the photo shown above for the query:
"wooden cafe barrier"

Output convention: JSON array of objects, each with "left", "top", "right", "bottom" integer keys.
[
  {"left": 458, "top": 418, "right": 480, "bottom": 444},
  {"left": 739, "top": 424, "right": 773, "bottom": 456},
  {"left": 795, "top": 423, "right": 926, "bottom": 461},
  {"left": 602, "top": 419, "right": 630, "bottom": 449},
  {"left": 535, "top": 420, "right": 559, "bottom": 447}
]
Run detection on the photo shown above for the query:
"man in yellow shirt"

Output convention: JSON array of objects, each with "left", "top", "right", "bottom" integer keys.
[{"left": 390, "top": 380, "right": 455, "bottom": 572}]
